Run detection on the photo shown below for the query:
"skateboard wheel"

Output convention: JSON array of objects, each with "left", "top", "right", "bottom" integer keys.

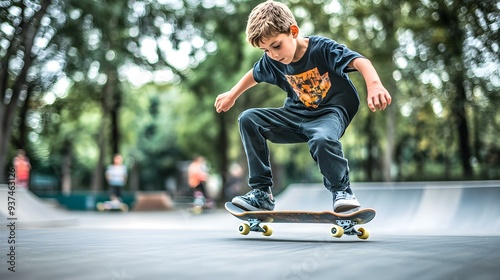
[
  {"left": 96, "top": 203, "right": 105, "bottom": 212},
  {"left": 262, "top": 225, "right": 273, "bottom": 237},
  {"left": 239, "top": 224, "right": 250, "bottom": 235},
  {"left": 357, "top": 227, "right": 370, "bottom": 240},
  {"left": 330, "top": 225, "right": 344, "bottom": 238},
  {"left": 120, "top": 204, "right": 129, "bottom": 212},
  {"left": 194, "top": 206, "right": 204, "bottom": 215}
]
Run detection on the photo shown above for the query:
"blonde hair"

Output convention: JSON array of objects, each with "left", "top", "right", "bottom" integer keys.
[{"left": 246, "top": 0, "right": 297, "bottom": 47}]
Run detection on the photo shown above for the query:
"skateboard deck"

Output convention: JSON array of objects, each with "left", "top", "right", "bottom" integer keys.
[
  {"left": 96, "top": 200, "right": 129, "bottom": 212},
  {"left": 225, "top": 202, "right": 376, "bottom": 239}
]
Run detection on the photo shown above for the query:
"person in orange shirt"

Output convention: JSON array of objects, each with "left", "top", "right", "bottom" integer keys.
[
  {"left": 187, "top": 156, "right": 209, "bottom": 198},
  {"left": 13, "top": 149, "right": 31, "bottom": 189}
]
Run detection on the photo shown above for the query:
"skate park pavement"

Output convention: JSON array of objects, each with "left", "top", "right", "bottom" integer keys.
[{"left": 1, "top": 181, "right": 500, "bottom": 280}]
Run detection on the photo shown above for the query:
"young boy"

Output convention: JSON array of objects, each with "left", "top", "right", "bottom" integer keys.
[{"left": 214, "top": 0, "right": 391, "bottom": 212}]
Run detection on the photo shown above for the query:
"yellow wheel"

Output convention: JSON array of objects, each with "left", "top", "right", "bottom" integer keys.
[
  {"left": 96, "top": 202, "right": 105, "bottom": 212},
  {"left": 120, "top": 203, "right": 129, "bottom": 212},
  {"left": 191, "top": 206, "right": 203, "bottom": 215},
  {"left": 262, "top": 225, "right": 273, "bottom": 237},
  {"left": 357, "top": 228, "right": 370, "bottom": 240},
  {"left": 239, "top": 224, "right": 251, "bottom": 235},
  {"left": 330, "top": 225, "right": 344, "bottom": 238}
]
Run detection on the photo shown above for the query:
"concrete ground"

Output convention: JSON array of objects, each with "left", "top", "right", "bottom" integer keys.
[{"left": 1, "top": 181, "right": 499, "bottom": 280}]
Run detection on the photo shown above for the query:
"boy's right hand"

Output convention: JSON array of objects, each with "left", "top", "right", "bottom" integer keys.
[
  {"left": 214, "top": 69, "right": 257, "bottom": 113},
  {"left": 214, "top": 91, "right": 236, "bottom": 113}
]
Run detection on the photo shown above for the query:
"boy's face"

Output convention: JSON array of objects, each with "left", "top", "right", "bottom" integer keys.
[
  {"left": 113, "top": 155, "right": 123, "bottom": 165},
  {"left": 258, "top": 26, "right": 299, "bottom": 65}
]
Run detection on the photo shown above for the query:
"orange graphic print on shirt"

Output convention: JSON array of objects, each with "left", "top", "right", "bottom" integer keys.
[{"left": 285, "top": 68, "right": 331, "bottom": 108}]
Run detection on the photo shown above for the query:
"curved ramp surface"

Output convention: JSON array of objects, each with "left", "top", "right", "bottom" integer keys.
[
  {"left": 0, "top": 185, "right": 77, "bottom": 228},
  {"left": 276, "top": 181, "right": 500, "bottom": 235}
]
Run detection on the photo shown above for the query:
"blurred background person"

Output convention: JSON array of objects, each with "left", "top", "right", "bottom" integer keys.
[
  {"left": 105, "top": 154, "right": 128, "bottom": 201},
  {"left": 13, "top": 149, "right": 31, "bottom": 190},
  {"left": 188, "top": 156, "right": 209, "bottom": 199}
]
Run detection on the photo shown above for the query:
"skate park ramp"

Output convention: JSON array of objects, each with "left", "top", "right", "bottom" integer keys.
[
  {"left": 0, "top": 185, "right": 77, "bottom": 228},
  {"left": 275, "top": 180, "right": 500, "bottom": 235}
]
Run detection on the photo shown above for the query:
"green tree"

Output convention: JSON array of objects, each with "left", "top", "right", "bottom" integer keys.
[
  {"left": 1, "top": 0, "right": 234, "bottom": 189},
  {"left": 0, "top": 0, "right": 53, "bottom": 181},
  {"left": 399, "top": 0, "right": 500, "bottom": 178}
]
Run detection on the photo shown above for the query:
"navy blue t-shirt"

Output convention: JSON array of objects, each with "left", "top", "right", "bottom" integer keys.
[{"left": 252, "top": 36, "right": 364, "bottom": 123}]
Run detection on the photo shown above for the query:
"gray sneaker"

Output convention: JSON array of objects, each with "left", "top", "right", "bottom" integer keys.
[
  {"left": 332, "top": 188, "right": 361, "bottom": 213},
  {"left": 232, "top": 189, "right": 275, "bottom": 211}
]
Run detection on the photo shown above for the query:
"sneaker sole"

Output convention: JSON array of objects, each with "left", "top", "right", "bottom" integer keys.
[{"left": 334, "top": 205, "right": 361, "bottom": 213}]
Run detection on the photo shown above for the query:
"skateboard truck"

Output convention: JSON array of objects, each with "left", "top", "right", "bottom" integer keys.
[
  {"left": 336, "top": 220, "right": 363, "bottom": 236},
  {"left": 239, "top": 219, "right": 273, "bottom": 236},
  {"left": 247, "top": 219, "right": 265, "bottom": 232},
  {"left": 330, "top": 220, "right": 369, "bottom": 238}
]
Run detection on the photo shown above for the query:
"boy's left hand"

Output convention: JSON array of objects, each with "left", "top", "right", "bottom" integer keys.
[{"left": 366, "top": 84, "right": 391, "bottom": 112}]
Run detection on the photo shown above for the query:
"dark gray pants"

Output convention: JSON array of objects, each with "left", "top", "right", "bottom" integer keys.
[{"left": 238, "top": 107, "right": 351, "bottom": 192}]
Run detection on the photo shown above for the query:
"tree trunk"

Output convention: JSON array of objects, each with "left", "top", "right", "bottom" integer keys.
[
  {"left": 364, "top": 115, "right": 375, "bottom": 181},
  {"left": 0, "top": 0, "right": 51, "bottom": 181},
  {"left": 61, "top": 143, "right": 72, "bottom": 195},
  {"left": 378, "top": 5, "right": 398, "bottom": 182},
  {"left": 16, "top": 88, "right": 32, "bottom": 149},
  {"left": 437, "top": 2, "right": 473, "bottom": 177},
  {"left": 383, "top": 100, "right": 396, "bottom": 181},
  {"left": 452, "top": 75, "right": 473, "bottom": 177},
  {"left": 216, "top": 113, "right": 229, "bottom": 202},
  {"left": 128, "top": 159, "right": 140, "bottom": 192},
  {"left": 91, "top": 123, "right": 107, "bottom": 193},
  {"left": 109, "top": 69, "right": 121, "bottom": 156},
  {"left": 91, "top": 72, "right": 114, "bottom": 192}
]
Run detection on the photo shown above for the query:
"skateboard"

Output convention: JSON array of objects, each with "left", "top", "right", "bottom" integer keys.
[
  {"left": 96, "top": 199, "right": 129, "bottom": 212},
  {"left": 225, "top": 202, "right": 376, "bottom": 239},
  {"left": 190, "top": 191, "right": 215, "bottom": 214}
]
